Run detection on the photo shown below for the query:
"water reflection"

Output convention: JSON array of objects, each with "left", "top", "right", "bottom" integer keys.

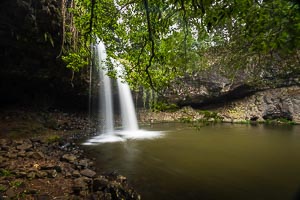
[{"left": 82, "top": 123, "right": 300, "bottom": 200}]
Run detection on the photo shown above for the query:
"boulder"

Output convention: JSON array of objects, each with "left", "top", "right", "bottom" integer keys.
[
  {"left": 80, "top": 169, "right": 96, "bottom": 178},
  {"left": 61, "top": 154, "right": 77, "bottom": 163}
]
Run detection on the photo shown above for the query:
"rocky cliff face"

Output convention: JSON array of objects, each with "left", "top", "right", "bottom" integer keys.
[
  {"left": 0, "top": 0, "right": 87, "bottom": 110},
  {"left": 218, "top": 86, "right": 300, "bottom": 123},
  {"left": 165, "top": 65, "right": 299, "bottom": 108},
  {"left": 140, "top": 86, "right": 300, "bottom": 124}
]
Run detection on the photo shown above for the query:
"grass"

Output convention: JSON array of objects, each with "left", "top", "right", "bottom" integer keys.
[
  {"left": 0, "top": 169, "right": 12, "bottom": 177},
  {"left": 265, "top": 118, "right": 296, "bottom": 125}
]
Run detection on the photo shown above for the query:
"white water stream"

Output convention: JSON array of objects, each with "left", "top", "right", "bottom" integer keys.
[{"left": 84, "top": 41, "right": 162, "bottom": 145}]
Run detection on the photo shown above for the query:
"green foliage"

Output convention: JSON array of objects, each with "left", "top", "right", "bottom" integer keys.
[
  {"left": 0, "top": 169, "right": 12, "bottom": 177},
  {"left": 179, "top": 116, "right": 193, "bottom": 123},
  {"left": 44, "top": 32, "right": 54, "bottom": 47},
  {"left": 47, "top": 135, "right": 61, "bottom": 143},
  {"left": 198, "top": 110, "right": 223, "bottom": 121},
  {"left": 10, "top": 180, "right": 24, "bottom": 188},
  {"left": 66, "top": 0, "right": 300, "bottom": 91},
  {"left": 265, "top": 118, "right": 296, "bottom": 125},
  {"left": 62, "top": 51, "right": 89, "bottom": 72},
  {"left": 179, "top": 109, "right": 223, "bottom": 129},
  {"left": 151, "top": 102, "right": 178, "bottom": 112},
  {"left": 0, "top": 185, "right": 6, "bottom": 192}
]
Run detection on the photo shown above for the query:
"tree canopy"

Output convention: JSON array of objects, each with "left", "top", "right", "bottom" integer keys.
[{"left": 62, "top": 0, "right": 300, "bottom": 91}]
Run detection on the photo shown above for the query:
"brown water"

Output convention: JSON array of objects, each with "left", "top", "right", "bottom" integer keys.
[{"left": 81, "top": 123, "right": 300, "bottom": 200}]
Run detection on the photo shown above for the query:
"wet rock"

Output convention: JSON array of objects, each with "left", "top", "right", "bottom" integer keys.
[
  {"left": 36, "top": 171, "right": 48, "bottom": 178},
  {"left": 77, "top": 159, "right": 90, "bottom": 168},
  {"left": 17, "top": 150, "right": 26, "bottom": 157},
  {"left": 72, "top": 170, "right": 81, "bottom": 178},
  {"left": 6, "top": 152, "right": 17, "bottom": 159},
  {"left": 0, "top": 156, "right": 7, "bottom": 163},
  {"left": 30, "top": 151, "right": 45, "bottom": 159},
  {"left": 116, "top": 175, "right": 127, "bottom": 183},
  {"left": 80, "top": 169, "right": 96, "bottom": 178},
  {"left": 34, "top": 193, "right": 50, "bottom": 200},
  {"left": 27, "top": 171, "right": 36, "bottom": 179},
  {"left": 93, "top": 176, "right": 110, "bottom": 191},
  {"left": 6, "top": 188, "right": 16, "bottom": 199},
  {"left": 65, "top": 171, "right": 72, "bottom": 178},
  {"left": 46, "top": 169, "right": 57, "bottom": 178},
  {"left": 40, "top": 164, "right": 62, "bottom": 173},
  {"left": 72, "top": 178, "right": 88, "bottom": 195},
  {"left": 30, "top": 138, "right": 41, "bottom": 143},
  {"left": 61, "top": 154, "right": 77, "bottom": 163},
  {"left": 15, "top": 171, "right": 27, "bottom": 178},
  {"left": 1, "top": 146, "right": 9, "bottom": 151},
  {"left": 91, "top": 191, "right": 112, "bottom": 200},
  {"left": 0, "top": 139, "right": 8, "bottom": 146},
  {"left": 16, "top": 143, "right": 33, "bottom": 151}
]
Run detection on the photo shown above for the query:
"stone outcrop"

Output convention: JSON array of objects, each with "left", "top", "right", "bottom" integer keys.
[
  {"left": 218, "top": 86, "right": 300, "bottom": 123},
  {"left": 165, "top": 70, "right": 254, "bottom": 107},
  {"left": 139, "top": 86, "right": 300, "bottom": 124},
  {"left": 164, "top": 66, "right": 299, "bottom": 108}
]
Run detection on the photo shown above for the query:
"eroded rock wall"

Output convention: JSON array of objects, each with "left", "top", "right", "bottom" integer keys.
[
  {"left": 139, "top": 86, "right": 300, "bottom": 124},
  {"left": 218, "top": 86, "right": 300, "bottom": 123}
]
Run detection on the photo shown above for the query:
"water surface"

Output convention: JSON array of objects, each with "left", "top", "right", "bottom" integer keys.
[{"left": 82, "top": 123, "right": 300, "bottom": 200}]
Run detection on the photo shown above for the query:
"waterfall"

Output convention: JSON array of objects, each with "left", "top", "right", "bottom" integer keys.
[
  {"left": 116, "top": 70, "right": 139, "bottom": 131},
  {"left": 97, "top": 41, "right": 114, "bottom": 133},
  {"left": 83, "top": 40, "right": 163, "bottom": 144}
]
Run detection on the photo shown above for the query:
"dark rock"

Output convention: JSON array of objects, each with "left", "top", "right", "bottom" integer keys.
[
  {"left": 116, "top": 175, "right": 127, "bottom": 183},
  {"left": 1, "top": 146, "right": 9, "bottom": 151},
  {"left": 46, "top": 170, "right": 57, "bottom": 178},
  {"left": 24, "top": 189, "right": 38, "bottom": 194},
  {"left": 72, "top": 178, "right": 88, "bottom": 195},
  {"left": 93, "top": 176, "right": 110, "bottom": 191},
  {"left": 30, "top": 138, "right": 41, "bottom": 143},
  {"left": 40, "top": 164, "right": 62, "bottom": 173},
  {"left": 80, "top": 169, "right": 96, "bottom": 178},
  {"left": 34, "top": 194, "right": 51, "bottom": 200}
]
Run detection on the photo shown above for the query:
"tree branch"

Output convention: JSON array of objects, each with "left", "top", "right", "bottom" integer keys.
[
  {"left": 143, "top": 0, "right": 156, "bottom": 90},
  {"left": 88, "top": 0, "right": 95, "bottom": 38}
]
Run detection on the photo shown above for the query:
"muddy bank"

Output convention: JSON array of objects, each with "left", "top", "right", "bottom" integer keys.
[{"left": 0, "top": 108, "right": 140, "bottom": 199}]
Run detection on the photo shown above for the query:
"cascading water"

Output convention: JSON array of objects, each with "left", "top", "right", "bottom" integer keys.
[
  {"left": 117, "top": 73, "right": 139, "bottom": 131},
  {"left": 84, "top": 40, "right": 162, "bottom": 144},
  {"left": 97, "top": 42, "right": 114, "bottom": 133}
]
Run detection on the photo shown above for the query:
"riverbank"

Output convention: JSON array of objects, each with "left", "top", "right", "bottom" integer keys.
[{"left": 0, "top": 108, "right": 140, "bottom": 199}]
